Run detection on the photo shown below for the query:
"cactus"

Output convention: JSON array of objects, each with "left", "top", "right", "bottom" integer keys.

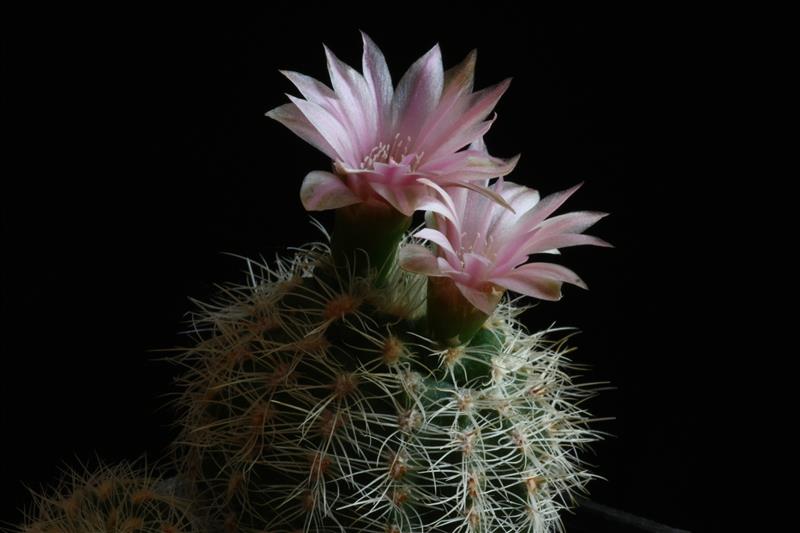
[
  {"left": 10, "top": 32, "right": 608, "bottom": 533},
  {"left": 11, "top": 459, "right": 200, "bottom": 533},
  {"left": 166, "top": 32, "right": 610, "bottom": 533},
  {"left": 170, "top": 245, "right": 600, "bottom": 532}
]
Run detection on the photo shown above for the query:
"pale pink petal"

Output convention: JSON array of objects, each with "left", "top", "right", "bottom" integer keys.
[
  {"left": 415, "top": 228, "right": 460, "bottom": 264},
  {"left": 488, "top": 182, "right": 540, "bottom": 237},
  {"left": 324, "top": 45, "right": 374, "bottom": 153},
  {"left": 360, "top": 32, "right": 393, "bottom": 138},
  {"left": 490, "top": 271, "right": 564, "bottom": 301},
  {"left": 447, "top": 180, "right": 514, "bottom": 215},
  {"left": 265, "top": 103, "right": 339, "bottom": 160},
  {"left": 423, "top": 79, "right": 512, "bottom": 158},
  {"left": 437, "top": 257, "right": 469, "bottom": 282},
  {"left": 426, "top": 150, "right": 520, "bottom": 183},
  {"left": 399, "top": 244, "right": 443, "bottom": 276},
  {"left": 455, "top": 282, "right": 499, "bottom": 315},
  {"left": 280, "top": 70, "right": 337, "bottom": 107},
  {"left": 496, "top": 262, "right": 588, "bottom": 290},
  {"left": 503, "top": 182, "right": 541, "bottom": 215},
  {"left": 362, "top": 163, "right": 423, "bottom": 216},
  {"left": 368, "top": 181, "right": 414, "bottom": 216},
  {"left": 513, "top": 183, "right": 584, "bottom": 235},
  {"left": 523, "top": 233, "right": 613, "bottom": 255},
  {"left": 300, "top": 170, "right": 361, "bottom": 211},
  {"left": 459, "top": 178, "right": 492, "bottom": 239},
  {"left": 463, "top": 252, "right": 492, "bottom": 282},
  {"left": 443, "top": 49, "right": 477, "bottom": 97},
  {"left": 288, "top": 95, "right": 357, "bottom": 164},
  {"left": 415, "top": 177, "right": 459, "bottom": 223},
  {"left": 392, "top": 44, "right": 444, "bottom": 140},
  {"left": 415, "top": 197, "right": 460, "bottom": 224},
  {"left": 534, "top": 211, "right": 609, "bottom": 237},
  {"left": 413, "top": 49, "right": 477, "bottom": 151}
]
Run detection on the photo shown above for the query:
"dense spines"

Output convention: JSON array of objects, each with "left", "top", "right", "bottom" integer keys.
[
  {"left": 170, "top": 246, "right": 599, "bottom": 532},
  {"left": 11, "top": 460, "right": 199, "bottom": 533}
]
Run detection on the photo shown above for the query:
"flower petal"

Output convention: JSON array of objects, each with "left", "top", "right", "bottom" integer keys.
[
  {"left": 288, "top": 95, "right": 357, "bottom": 164},
  {"left": 490, "top": 269, "right": 565, "bottom": 301},
  {"left": 265, "top": 103, "right": 339, "bottom": 160},
  {"left": 534, "top": 211, "right": 609, "bottom": 237},
  {"left": 455, "top": 282, "right": 500, "bottom": 315},
  {"left": 514, "top": 182, "right": 584, "bottom": 234},
  {"left": 414, "top": 228, "right": 460, "bottom": 264},
  {"left": 443, "top": 49, "right": 477, "bottom": 98},
  {"left": 399, "top": 244, "right": 443, "bottom": 276},
  {"left": 426, "top": 149, "right": 520, "bottom": 183},
  {"left": 324, "top": 45, "right": 374, "bottom": 153},
  {"left": 300, "top": 170, "right": 361, "bottom": 211},
  {"left": 413, "top": 49, "right": 477, "bottom": 151},
  {"left": 360, "top": 32, "right": 393, "bottom": 138},
  {"left": 415, "top": 177, "right": 459, "bottom": 223},
  {"left": 502, "top": 262, "right": 588, "bottom": 289},
  {"left": 523, "top": 233, "right": 613, "bottom": 255},
  {"left": 280, "top": 70, "right": 337, "bottom": 107},
  {"left": 488, "top": 182, "right": 540, "bottom": 237},
  {"left": 392, "top": 43, "right": 444, "bottom": 140},
  {"left": 423, "top": 78, "right": 511, "bottom": 159}
]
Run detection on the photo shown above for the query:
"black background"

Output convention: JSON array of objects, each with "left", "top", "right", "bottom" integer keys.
[{"left": 2, "top": 5, "right": 723, "bottom": 532}]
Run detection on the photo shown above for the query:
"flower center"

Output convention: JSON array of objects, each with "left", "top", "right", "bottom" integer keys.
[{"left": 359, "top": 133, "right": 424, "bottom": 170}]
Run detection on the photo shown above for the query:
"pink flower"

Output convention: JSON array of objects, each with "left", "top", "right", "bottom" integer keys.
[
  {"left": 400, "top": 179, "right": 611, "bottom": 315},
  {"left": 266, "top": 32, "right": 518, "bottom": 216}
]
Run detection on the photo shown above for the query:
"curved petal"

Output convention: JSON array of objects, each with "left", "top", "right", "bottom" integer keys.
[
  {"left": 503, "top": 182, "right": 541, "bottom": 215},
  {"left": 426, "top": 150, "right": 520, "bottom": 184},
  {"left": 280, "top": 70, "right": 337, "bottom": 107},
  {"left": 414, "top": 49, "right": 477, "bottom": 151},
  {"left": 361, "top": 31, "right": 393, "bottom": 138},
  {"left": 534, "top": 211, "right": 609, "bottom": 237},
  {"left": 300, "top": 170, "right": 361, "bottom": 211},
  {"left": 423, "top": 78, "right": 512, "bottom": 159},
  {"left": 523, "top": 233, "right": 613, "bottom": 255},
  {"left": 414, "top": 228, "right": 459, "bottom": 263},
  {"left": 265, "top": 103, "right": 339, "bottom": 161},
  {"left": 415, "top": 177, "right": 459, "bottom": 223},
  {"left": 514, "top": 182, "right": 584, "bottom": 234},
  {"left": 490, "top": 270, "right": 564, "bottom": 301},
  {"left": 399, "top": 244, "right": 443, "bottom": 276},
  {"left": 443, "top": 49, "right": 477, "bottom": 98},
  {"left": 324, "top": 45, "right": 374, "bottom": 153},
  {"left": 288, "top": 95, "right": 357, "bottom": 164},
  {"left": 499, "top": 262, "right": 588, "bottom": 290},
  {"left": 488, "top": 182, "right": 540, "bottom": 238},
  {"left": 455, "top": 282, "right": 501, "bottom": 316},
  {"left": 392, "top": 43, "right": 444, "bottom": 140}
]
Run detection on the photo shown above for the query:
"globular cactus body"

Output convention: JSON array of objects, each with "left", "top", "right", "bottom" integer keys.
[
  {"left": 12, "top": 460, "right": 199, "bottom": 533},
  {"left": 172, "top": 245, "right": 599, "bottom": 533}
]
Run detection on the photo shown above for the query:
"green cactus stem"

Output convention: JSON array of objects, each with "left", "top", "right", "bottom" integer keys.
[
  {"left": 170, "top": 245, "right": 599, "bottom": 533},
  {"left": 331, "top": 202, "right": 411, "bottom": 284}
]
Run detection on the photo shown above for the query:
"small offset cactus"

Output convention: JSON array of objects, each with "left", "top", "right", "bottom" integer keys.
[
  {"left": 12, "top": 460, "right": 200, "bottom": 533},
  {"left": 171, "top": 246, "right": 600, "bottom": 532}
]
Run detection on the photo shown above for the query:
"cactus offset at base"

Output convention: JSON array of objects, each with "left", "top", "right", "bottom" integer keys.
[
  {"left": 12, "top": 460, "right": 200, "bottom": 533},
  {"left": 171, "top": 246, "right": 600, "bottom": 532}
]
